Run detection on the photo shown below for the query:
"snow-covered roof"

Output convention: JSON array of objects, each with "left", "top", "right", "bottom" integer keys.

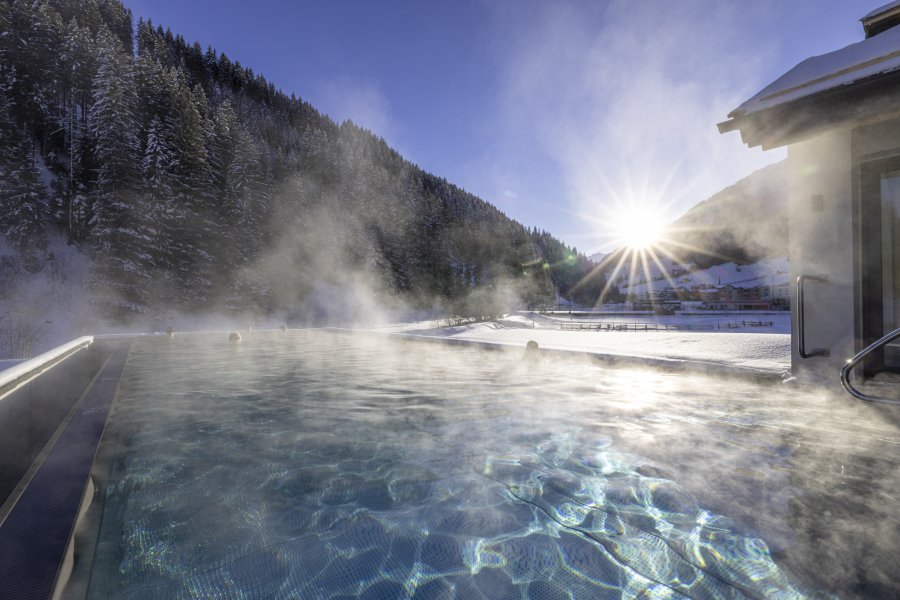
[
  {"left": 719, "top": 14, "right": 900, "bottom": 148},
  {"left": 727, "top": 25, "right": 900, "bottom": 119},
  {"left": 863, "top": 0, "right": 900, "bottom": 22}
]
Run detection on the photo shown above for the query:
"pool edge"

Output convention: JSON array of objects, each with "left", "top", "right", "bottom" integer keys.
[{"left": 327, "top": 328, "right": 788, "bottom": 385}]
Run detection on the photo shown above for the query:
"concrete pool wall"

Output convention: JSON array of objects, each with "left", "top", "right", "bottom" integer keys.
[{"left": 0, "top": 337, "right": 101, "bottom": 509}]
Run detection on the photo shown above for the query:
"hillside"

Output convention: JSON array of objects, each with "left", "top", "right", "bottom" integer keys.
[
  {"left": 0, "top": 0, "right": 609, "bottom": 355},
  {"left": 619, "top": 256, "right": 790, "bottom": 294},
  {"left": 665, "top": 161, "right": 788, "bottom": 269}
]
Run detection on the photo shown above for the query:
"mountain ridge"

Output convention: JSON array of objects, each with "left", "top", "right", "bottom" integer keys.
[{"left": 666, "top": 160, "right": 787, "bottom": 268}]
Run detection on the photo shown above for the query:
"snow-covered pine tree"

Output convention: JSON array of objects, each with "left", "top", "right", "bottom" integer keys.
[
  {"left": 89, "top": 29, "right": 140, "bottom": 228},
  {"left": 55, "top": 18, "right": 96, "bottom": 240},
  {"left": 162, "top": 72, "right": 216, "bottom": 308},
  {"left": 0, "top": 27, "right": 48, "bottom": 253},
  {"left": 0, "top": 89, "right": 47, "bottom": 253},
  {"left": 142, "top": 115, "right": 177, "bottom": 202},
  {"left": 210, "top": 99, "right": 238, "bottom": 207},
  {"left": 88, "top": 28, "right": 153, "bottom": 319}
]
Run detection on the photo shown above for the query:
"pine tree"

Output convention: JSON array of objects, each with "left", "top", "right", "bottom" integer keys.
[
  {"left": 0, "top": 90, "right": 47, "bottom": 251},
  {"left": 89, "top": 30, "right": 140, "bottom": 207},
  {"left": 141, "top": 115, "right": 177, "bottom": 204},
  {"left": 55, "top": 18, "right": 95, "bottom": 239},
  {"left": 164, "top": 73, "right": 216, "bottom": 307},
  {"left": 88, "top": 28, "right": 152, "bottom": 319},
  {"left": 210, "top": 99, "right": 238, "bottom": 205}
]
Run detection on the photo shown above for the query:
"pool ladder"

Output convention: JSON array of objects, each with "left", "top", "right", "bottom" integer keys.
[{"left": 840, "top": 327, "right": 900, "bottom": 405}]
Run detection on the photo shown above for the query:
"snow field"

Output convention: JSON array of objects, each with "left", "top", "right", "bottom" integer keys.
[{"left": 387, "top": 311, "right": 791, "bottom": 376}]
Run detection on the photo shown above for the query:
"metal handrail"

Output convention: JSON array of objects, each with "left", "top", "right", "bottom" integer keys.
[
  {"left": 797, "top": 275, "right": 830, "bottom": 358},
  {"left": 840, "top": 327, "right": 900, "bottom": 404}
]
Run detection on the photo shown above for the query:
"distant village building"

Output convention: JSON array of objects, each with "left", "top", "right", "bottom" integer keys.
[
  {"left": 703, "top": 285, "right": 769, "bottom": 311},
  {"left": 770, "top": 281, "right": 791, "bottom": 308},
  {"left": 623, "top": 281, "right": 787, "bottom": 312},
  {"left": 719, "top": 1, "right": 900, "bottom": 381}
]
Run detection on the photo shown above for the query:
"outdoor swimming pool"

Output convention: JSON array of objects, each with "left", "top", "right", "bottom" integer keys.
[{"left": 78, "top": 331, "right": 899, "bottom": 598}]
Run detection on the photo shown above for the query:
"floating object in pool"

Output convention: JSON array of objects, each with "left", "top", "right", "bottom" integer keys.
[
  {"left": 280, "top": 324, "right": 287, "bottom": 332},
  {"left": 526, "top": 340, "right": 539, "bottom": 353},
  {"left": 228, "top": 332, "right": 242, "bottom": 343},
  {"left": 165, "top": 326, "right": 174, "bottom": 338}
]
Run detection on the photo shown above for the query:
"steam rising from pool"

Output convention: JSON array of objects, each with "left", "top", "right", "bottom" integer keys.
[{"left": 85, "top": 332, "right": 900, "bottom": 598}]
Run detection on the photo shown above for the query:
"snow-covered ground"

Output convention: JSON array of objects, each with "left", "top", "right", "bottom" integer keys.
[
  {"left": 0, "top": 308, "right": 791, "bottom": 378},
  {"left": 379, "top": 311, "right": 791, "bottom": 376},
  {"left": 539, "top": 311, "right": 790, "bottom": 334}
]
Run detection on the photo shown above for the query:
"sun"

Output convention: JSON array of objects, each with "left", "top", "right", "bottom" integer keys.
[{"left": 611, "top": 205, "right": 668, "bottom": 250}]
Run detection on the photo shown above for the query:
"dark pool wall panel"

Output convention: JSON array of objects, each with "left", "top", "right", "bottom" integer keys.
[
  {"left": 0, "top": 343, "right": 129, "bottom": 600},
  {"left": 0, "top": 344, "right": 111, "bottom": 507}
]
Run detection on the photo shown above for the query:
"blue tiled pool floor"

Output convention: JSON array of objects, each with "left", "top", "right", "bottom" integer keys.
[{"left": 82, "top": 332, "right": 899, "bottom": 599}]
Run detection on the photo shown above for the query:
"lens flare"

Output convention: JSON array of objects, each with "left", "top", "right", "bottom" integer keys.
[
  {"left": 562, "top": 176, "right": 740, "bottom": 310},
  {"left": 611, "top": 205, "right": 668, "bottom": 251}
]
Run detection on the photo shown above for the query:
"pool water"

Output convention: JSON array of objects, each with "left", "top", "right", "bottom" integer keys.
[{"left": 84, "top": 332, "right": 900, "bottom": 598}]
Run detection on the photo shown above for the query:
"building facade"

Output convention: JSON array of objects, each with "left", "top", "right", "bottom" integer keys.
[{"left": 719, "top": 2, "right": 900, "bottom": 382}]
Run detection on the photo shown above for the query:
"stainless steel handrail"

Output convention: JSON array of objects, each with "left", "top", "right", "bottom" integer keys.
[
  {"left": 840, "top": 327, "right": 900, "bottom": 404},
  {"left": 797, "top": 275, "right": 830, "bottom": 358}
]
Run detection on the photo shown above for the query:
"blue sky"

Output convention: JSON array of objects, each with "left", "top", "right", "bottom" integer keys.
[{"left": 124, "top": 0, "right": 887, "bottom": 253}]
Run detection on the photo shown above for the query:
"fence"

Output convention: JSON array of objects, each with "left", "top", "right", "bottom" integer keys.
[{"left": 559, "top": 320, "right": 773, "bottom": 332}]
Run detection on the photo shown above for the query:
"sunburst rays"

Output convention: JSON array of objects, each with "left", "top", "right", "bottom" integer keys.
[{"left": 569, "top": 193, "right": 733, "bottom": 309}]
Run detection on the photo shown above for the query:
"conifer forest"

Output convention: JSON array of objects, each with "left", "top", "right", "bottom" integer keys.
[{"left": 0, "top": 0, "right": 612, "bottom": 323}]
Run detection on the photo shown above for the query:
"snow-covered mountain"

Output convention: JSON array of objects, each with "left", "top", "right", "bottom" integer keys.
[
  {"left": 665, "top": 161, "right": 788, "bottom": 268},
  {"left": 619, "top": 256, "right": 790, "bottom": 293}
]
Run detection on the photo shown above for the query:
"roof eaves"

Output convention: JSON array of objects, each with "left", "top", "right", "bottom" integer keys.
[
  {"left": 862, "top": 1, "right": 900, "bottom": 29},
  {"left": 720, "top": 67, "right": 900, "bottom": 149}
]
